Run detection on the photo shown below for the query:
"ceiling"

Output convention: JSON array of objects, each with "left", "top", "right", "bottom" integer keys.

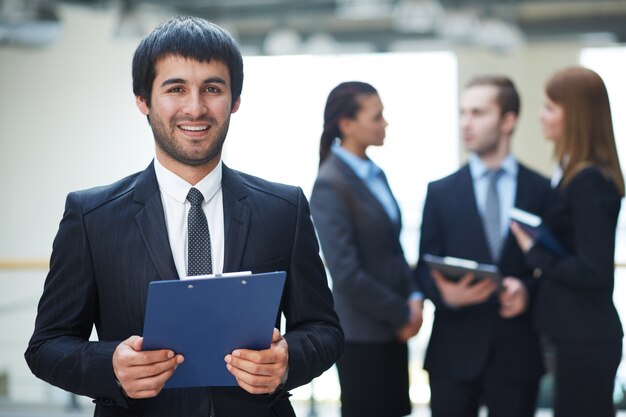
[{"left": 2, "top": 0, "right": 626, "bottom": 52}]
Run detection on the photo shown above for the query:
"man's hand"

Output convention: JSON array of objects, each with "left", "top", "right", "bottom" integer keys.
[
  {"left": 432, "top": 270, "right": 498, "bottom": 307},
  {"left": 224, "top": 328, "right": 288, "bottom": 394},
  {"left": 396, "top": 298, "right": 423, "bottom": 342},
  {"left": 112, "top": 336, "right": 184, "bottom": 399},
  {"left": 499, "top": 276, "right": 529, "bottom": 318}
]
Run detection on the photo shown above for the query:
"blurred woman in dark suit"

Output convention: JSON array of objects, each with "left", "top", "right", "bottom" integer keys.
[
  {"left": 310, "top": 81, "right": 422, "bottom": 417},
  {"left": 511, "top": 66, "right": 624, "bottom": 417}
]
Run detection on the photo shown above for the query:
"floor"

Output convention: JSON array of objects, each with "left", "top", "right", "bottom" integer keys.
[{"left": 1, "top": 401, "right": 625, "bottom": 417}]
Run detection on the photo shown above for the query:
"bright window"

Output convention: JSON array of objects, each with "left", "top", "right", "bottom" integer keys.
[{"left": 225, "top": 52, "right": 458, "bottom": 266}]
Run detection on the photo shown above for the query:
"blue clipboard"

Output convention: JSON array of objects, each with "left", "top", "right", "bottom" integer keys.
[{"left": 142, "top": 271, "right": 286, "bottom": 388}]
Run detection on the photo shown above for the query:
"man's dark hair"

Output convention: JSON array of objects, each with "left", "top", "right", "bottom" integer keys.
[
  {"left": 466, "top": 75, "right": 520, "bottom": 117},
  {"left": 132, "top": 16, "right": 243, "bottom": 108}
]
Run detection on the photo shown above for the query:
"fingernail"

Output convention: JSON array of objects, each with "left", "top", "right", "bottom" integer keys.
[
  {"left": 233, "top": 350, "right": 241, "bottom": 357},
  {"left": 224, "top": 355, "right": 231, "bottom": 363},
  {"left": 167, "top": 351, "right": 174, "bottom": 358}
]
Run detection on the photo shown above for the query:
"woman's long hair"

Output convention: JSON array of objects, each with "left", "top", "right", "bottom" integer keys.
[
  {"left": 319, "top": 81, "right": 378, "bottom": 166},
  {"left": 546, "top": 66, "right": 624, "bottom": 196}
]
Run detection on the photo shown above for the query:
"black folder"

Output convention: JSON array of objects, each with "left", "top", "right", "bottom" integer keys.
[
  {"left": 422, "top": 254, "right": 501, "bottom": 283},
  {"left": 510, "top": 207, "right": 568, "bottom": 256},
  {"left": 142, "top": 271, "right": 286, "bottom": 388}
]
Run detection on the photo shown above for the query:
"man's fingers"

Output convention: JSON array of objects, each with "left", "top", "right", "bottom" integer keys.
[
  {"left": 132, "top": 336, "right": 143, "bottom": 351},
  {"left": 132, "top": 355, "right": 183, "bottom": 379},
  {"left": 458, "top": 273, "right": 475, "bottom": 286},
  {"left": 116, "top": 336, "right": 178, "bottom": 366},
  {"left": 225, "top": 333, "right": 288, "bottom": 388},
  {"left": 231, "top": 339, "right": 286, "bottom": 365},
  {"left": 122, "top": 348, "right": 176, "bottom": 366},
  {"left": 225, "top": 360, "right": 283, "bottom": 395},
  {"left": 469, "top": 280, "right": 497, "bottom": 299},
  {"left": 230, "top": 349, "right": 269, "bottom": 365},
  {"left": 472, "top": 282, "right": 498, "bottom": 301},
  {"left": 117, "top": 354, "right": 183, "bottom": 383},
  {"left": 431, "top": 270, "right": 447, "bottom": 287},
  {"left": 271, "top": 328, "right": 282, "bottom": 344},
  {"left": 124, "top": 363, "right": 181, "bottom": 399},
  {"left": 226, "top": 352, "right": 279, "bottom": 376},
  {"left": 229, "top": 373, "right": 276, "bottom": 395},
  {"left": 123, "top": 335, "right": 142, "bottom": 349}
]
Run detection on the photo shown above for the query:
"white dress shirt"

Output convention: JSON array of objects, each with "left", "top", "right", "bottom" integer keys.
[
  {"left": 469, "top": 153, "right": 519, "bottom": 240},
  {"left": 154, "top": 158, "right": 225, "bottom": 279}
]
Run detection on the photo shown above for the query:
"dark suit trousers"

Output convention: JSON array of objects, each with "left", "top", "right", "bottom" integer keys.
[
  {"left": 553, "top": 341, "right": 622, "bottom": 417},
  {"left": 429, "top": 362, "right": 539, "bottom": 417},
  {"left": 337, "top": 342, "right": 411, "bottom": 417}
]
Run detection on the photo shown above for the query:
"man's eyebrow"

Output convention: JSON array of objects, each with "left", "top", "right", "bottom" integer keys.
[
  {"left": 159, "top": 76, "right": 227, "bottom": 87},
  {"left": 160, "top": 78, "right": 186, "bottom": 87},
  {"left": 204, "top": 76, "right": 226, "bottom": 85}
]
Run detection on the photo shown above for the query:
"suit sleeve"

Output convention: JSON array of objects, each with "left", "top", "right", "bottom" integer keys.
[
  {"left": 24, "top": 193, "right": 128, "bottom": 407},
  {"left": 310, "top": 178, "right": 411, "bottom": 330},
  {"left": 282, "top": 188, "right": 344, "bottom": 390},
  {"left": 525, "top": 170, "right": 618, "bottom": 290},
  {"left": 415, "top": 183, "right": 452, "bottom": 310}
]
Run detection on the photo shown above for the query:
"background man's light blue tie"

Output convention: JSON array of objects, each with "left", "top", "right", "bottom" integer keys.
[
  {"left": 186, "top": 187, "right": 212, "bottom": 276},
  {"left": 483, "top": 169, "right": 504, "bottom": 261}
]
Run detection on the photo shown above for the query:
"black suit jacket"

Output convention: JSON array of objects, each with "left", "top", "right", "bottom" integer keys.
[
  {"left": 310, "top": 154, "right": 417, "bottom": 343},
  {"left": 416, "top": 163, "right": 550, "bottom": 381},
  {"left": 25, "top": 162, "right": 343, "bottom": 417},
  {"left": 526, "top": 166, "right": 623, "bottom": 343}
]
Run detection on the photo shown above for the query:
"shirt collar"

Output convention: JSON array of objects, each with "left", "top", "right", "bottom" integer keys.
[
  {"left": 154, "top": 157, "right": 223, "bottom": 204},
  {"left": 468, "top": 153, "right": 518, "bottom": 180},
  {"left": 331, "top": 142, "right": 380, "bottom": 180}
]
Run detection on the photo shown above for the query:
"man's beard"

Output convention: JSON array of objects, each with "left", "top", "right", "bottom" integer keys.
[{"left": 150, "top": 114, "right": 230, "bottom": 167}]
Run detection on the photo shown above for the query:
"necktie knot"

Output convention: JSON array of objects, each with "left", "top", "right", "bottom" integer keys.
[
  {"left": 187, "top": 187, "right": 204, "bottom": 207},
  {"left": 486, "top": 168, "right": 504, "bottom": 184}
]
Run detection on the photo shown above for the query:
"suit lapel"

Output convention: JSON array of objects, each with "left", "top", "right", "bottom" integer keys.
[
  {"left": 457, "top": 166, "right": 494, "bottom": 262},
  {"left": 134, "top": 162, "right": 178, "bottom": 280},
  {"left": 331, "top": 154, "right": 401, "bottom": 235},
  {"left": 221, "top": 164, "right": 251, "bottom": 273}
]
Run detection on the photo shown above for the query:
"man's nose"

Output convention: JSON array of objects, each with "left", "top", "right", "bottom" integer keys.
[{"left": 183, "top": 92, "right": 208, "bottom": 117}]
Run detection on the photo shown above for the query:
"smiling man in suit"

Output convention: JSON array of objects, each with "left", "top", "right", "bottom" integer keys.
[
  {"left": 416, "top": 76, "right": 551, "bottom": 417},
  {"left": 25, "top": 16, "right": 343, "bottom": 417}
]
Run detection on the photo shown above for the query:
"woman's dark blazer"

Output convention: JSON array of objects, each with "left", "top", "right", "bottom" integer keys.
[
  {"left": 310, "top": 153, "right": 417, "bottom": 343},
  {"left": 527, "top": 166, "right": 623, "bottom": 343}
]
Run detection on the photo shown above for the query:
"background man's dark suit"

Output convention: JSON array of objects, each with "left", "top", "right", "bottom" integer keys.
[
  {"left": 416, "top": 163, "right": 551, "bottom": 416},
  {"left": 25, "top": 162, "right": 343, "bottom": 417}
]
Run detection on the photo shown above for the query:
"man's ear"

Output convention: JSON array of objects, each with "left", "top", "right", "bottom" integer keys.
[
  {"left": 501, "top": 111, "right": 517, "bottom": 136},
  {"left": 231, "top": 96, "right": 241, "bottom": 114},
  {"left": 136, "top": 96, "right": 149, "bottom": 116}
]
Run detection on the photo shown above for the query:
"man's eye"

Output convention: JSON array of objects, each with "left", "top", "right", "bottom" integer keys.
[
  {"left": 205, "top": 86, "right": 219, "bottom": 93},
  {"left": 168, "top": 87, "right": 183, "bottom": 93}
]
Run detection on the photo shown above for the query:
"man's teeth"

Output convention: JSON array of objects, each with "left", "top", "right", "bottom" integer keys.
[{"left": 180, "top": 125, "right": 208, "bottom": 131}]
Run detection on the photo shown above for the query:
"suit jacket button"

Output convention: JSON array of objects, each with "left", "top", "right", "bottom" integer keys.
[{"left": 533, "top": 268, "right": 542, "bottom": 278}]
